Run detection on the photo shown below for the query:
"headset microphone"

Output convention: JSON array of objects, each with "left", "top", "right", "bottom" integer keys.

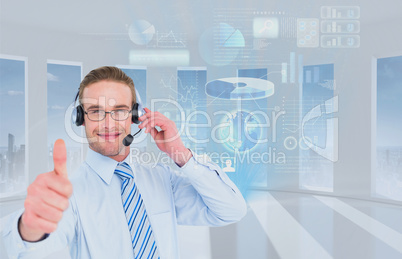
[
  {"left": 122, "top": 129, "right": 142, "bottom": 146},
  {"left": 122, "top": 99, "right": 145, "bottom": 146},
  {"left": 122, "top": 134, "right": 133, "bottom": 146}
]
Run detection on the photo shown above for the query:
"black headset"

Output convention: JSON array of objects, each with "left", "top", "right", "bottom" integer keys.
[{"left": 72, "top": 91, "right": 142, "bottom": 126}]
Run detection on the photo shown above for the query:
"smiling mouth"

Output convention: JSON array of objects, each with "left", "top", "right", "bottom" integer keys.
[{"left": 97, "top": 132, "right": 122, "bottom": 140}]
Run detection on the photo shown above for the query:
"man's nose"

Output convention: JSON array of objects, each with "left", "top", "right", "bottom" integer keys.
[{"left": 103, "top": 112, "right": 117, "bottom": 127}]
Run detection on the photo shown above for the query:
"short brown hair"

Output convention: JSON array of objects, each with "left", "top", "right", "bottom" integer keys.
[{"left": 78, "top": 66, "right": 136, "bottom": 105}]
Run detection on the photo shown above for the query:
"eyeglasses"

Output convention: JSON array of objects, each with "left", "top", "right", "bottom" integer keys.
[{"left": 84, "top": 109, "right": 132, "bottom": 121}]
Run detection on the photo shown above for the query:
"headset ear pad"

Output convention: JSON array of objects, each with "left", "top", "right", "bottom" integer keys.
[
  {"left": 132, "top": 103, "right": 140, "bottom": 124},
  {"left": 75, "top": 105, "right": 85, "bottom": 126}
]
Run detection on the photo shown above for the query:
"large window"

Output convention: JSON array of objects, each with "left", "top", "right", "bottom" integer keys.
[
  {"left": 47, "top": 61, "right": 82, "bottom": 173},
  {"left": 0, "top": 55, "right": 27, "bottom": 198},
  {"left": 375, "top": 56, "right": 402, "bottom": 201},
  {"left": 299, "top": 64, "right": 336, "bottom": 192}
]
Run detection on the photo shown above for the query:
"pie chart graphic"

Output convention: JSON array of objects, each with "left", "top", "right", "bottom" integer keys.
[
  {"left": 219, "top": 23, "right": 245, "bottom": 48},
  {"left": 128, "top": 20, "right": 155, "bottom": 45},
  {"left": 199, "top": 23, "right": 245, "bottom": 66},
  {"left": 205, "top": 77, "right": 274, "bottom": 100}
]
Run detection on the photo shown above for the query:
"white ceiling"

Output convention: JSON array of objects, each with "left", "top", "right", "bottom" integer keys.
[{"left": 1, "top": 0, "right": 401, "bottom": 35}]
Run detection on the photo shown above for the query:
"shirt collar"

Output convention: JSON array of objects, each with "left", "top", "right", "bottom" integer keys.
[{"left": 85, "top": 148, "right": 131, "bottom": 185}]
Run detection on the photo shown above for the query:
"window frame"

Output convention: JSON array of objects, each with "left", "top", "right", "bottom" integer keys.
[
  {"left": 372, "top": 53, "right": 402, "bottom": 204},
  {"left": 0, "top": 54, "right": 28, "bottom": 201},
  {"left": 46, "top": 59, "right": 84, "bottom": 170}
]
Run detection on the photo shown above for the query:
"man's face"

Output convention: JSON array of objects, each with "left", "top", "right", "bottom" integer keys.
[{"left": 81, "top": 80, "right": 133, "bottom": 161}]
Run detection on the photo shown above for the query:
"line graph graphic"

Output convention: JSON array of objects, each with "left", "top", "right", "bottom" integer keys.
[
  {"left": 158, "top": 75, "right": 179, "bottom": 109},
  {"left": 156, "top": 31, "right": 187, "bottom": 48},
  {"left": 176, "top": 69, "right": 208, "bottom": 150},
  {"left": 177, "top": 69, "right": 207, "bottom": 111},
  {"left": 159, "top": 75, "right": 200, "bottom": 109},
  {"left": 177, "top": 81, "right": 199, "bottom": 104}
]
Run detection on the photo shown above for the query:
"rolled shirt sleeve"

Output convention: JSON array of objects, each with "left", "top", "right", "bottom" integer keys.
[
  {"left": 172, "top": 149, "right": 247, "bottom": 226},
  {"left": 2, "top": 198, "right": 77, "bottom": 259}
]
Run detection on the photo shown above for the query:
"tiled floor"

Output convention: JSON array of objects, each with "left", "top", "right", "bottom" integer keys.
[
  {"left": 1, "top": 191, "right": 402, "bottom": 259},
  {"left": 239, "top": 191, "right": 402, "bottom": 259}
]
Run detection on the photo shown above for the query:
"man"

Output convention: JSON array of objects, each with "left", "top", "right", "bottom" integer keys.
[{"left": 3, "top": 66, "right": 247, "bottom": 258}]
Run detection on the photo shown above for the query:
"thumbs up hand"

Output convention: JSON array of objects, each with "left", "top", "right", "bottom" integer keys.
[
  {"left": 19, "top": 139, "right": 73, "bottom": 242},
  {"left": 53, "top": 139, "right": 68, "bottom": 178}
]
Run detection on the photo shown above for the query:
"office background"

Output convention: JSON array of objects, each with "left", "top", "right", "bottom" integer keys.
[{"left": 1, "top": 0, "right": 401, "bottom": 258}]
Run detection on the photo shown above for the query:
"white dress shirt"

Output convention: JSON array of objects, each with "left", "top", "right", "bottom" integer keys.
[{"left": 3, "top": 148, "right": 247, "bottom": 259}]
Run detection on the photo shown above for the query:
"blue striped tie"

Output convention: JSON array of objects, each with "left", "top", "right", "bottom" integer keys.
[{"left": 115, "top": 162, "right": 160, "bottom": 259}]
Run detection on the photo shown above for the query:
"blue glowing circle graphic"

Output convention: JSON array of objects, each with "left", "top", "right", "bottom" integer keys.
[
  {"left": 284, "top": 136, "right": 298, "bottom": 150},
  {"left": 218, "top": 111, "right": 261, "bottom": 153}
]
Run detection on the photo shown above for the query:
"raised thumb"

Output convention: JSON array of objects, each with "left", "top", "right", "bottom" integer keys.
[{"left": 53, "top": 139, "right": 68, "bottom": 177}]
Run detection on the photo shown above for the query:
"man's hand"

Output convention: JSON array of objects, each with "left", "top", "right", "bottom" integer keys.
[
  {"left": 138, "top": 108, "right": 192, "bottom": 167},
  {"left": 19, "top": 139, "right": 73, "bottom": 242}
]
